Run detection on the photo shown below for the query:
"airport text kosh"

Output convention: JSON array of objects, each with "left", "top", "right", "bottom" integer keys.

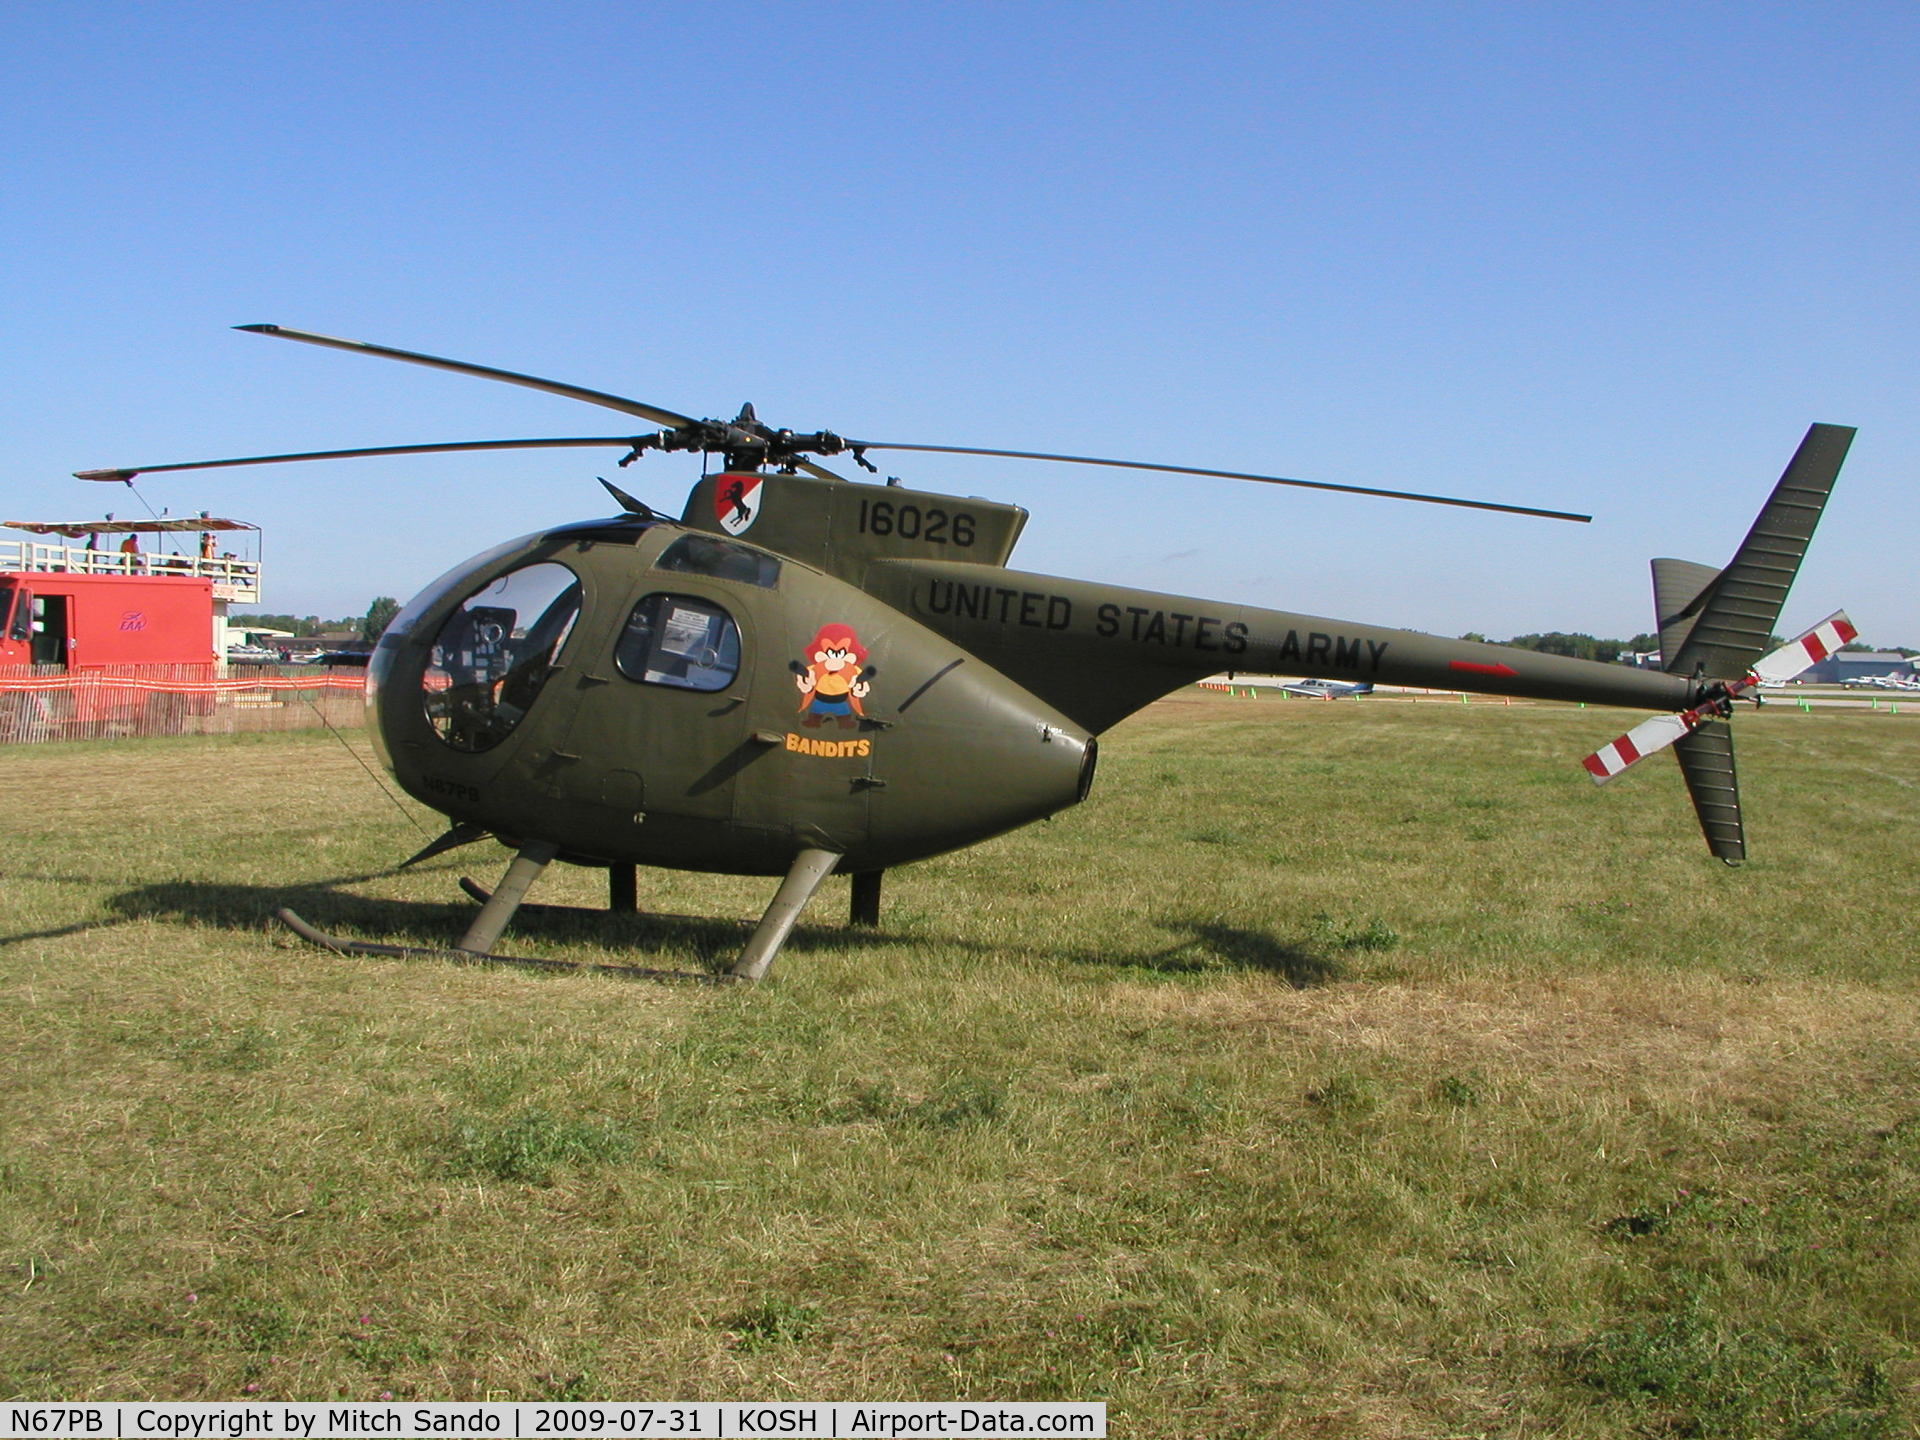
[{"left": 733, "top": 1410, "right": 819, "bottom": 1433}]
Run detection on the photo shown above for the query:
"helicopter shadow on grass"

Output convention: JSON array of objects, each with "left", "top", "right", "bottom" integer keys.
[
  {"left": 0, "top": 870, "right": 161, "bottom": 949},
  {"left": 1066, "top": 915, "right": 1349, "bottom": 988},
  {"left": 96, "top": 867, "right": 918, "bottom": 974},
  {"left": 10, "top": 870, "right": 1339, "bottom": 983},
  {"left": 0, "top": 915, "right": 129, "bottom": 949},
  {"left": 0, "top": 866, "right": 414, "bottom": 953}
]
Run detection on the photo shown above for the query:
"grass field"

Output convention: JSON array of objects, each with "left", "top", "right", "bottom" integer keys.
[{"left": 3, "top": 694, "right": 1917, "bottom": 1436}]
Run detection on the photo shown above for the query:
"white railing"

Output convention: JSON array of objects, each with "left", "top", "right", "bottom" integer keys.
[{"left": 0, "top": 537, "right": 261, "bottom": 602}]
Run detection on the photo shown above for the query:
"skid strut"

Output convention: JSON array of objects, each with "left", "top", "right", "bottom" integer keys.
[
  {"left": 458, "top": 840, "right": 558, "bottom": 955},
  {"left": 732, "top": 848, "right": 842, "bottom": 983},
  {"left": 849, "top": 869, "right": 883, "bottom": 927},
  {"left": 609, "top": 862, "right": 638, "bottom": 914}
]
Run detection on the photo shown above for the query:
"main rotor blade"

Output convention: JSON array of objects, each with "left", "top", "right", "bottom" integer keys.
[
  {"left": 850, "top": 441, "right": 1591, "bottom": 522},
  {"left": 75, "top": 436, "right": 647, "bottom": 483},
  {"left": 236, "top": 324, "right": 700, "bottom": 430}
]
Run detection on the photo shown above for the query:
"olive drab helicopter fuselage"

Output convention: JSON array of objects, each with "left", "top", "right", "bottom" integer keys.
[
  {"left": 370, "top": 482, "right": 1096, "bottom": 883},
  {"left": 79, "top": 327, "right": 1857, "bottom": 981}
]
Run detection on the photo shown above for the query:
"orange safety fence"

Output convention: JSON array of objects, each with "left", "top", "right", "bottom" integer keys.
[
  {"left": 0, "top": 672, "right": 364, "bottom": 694},
  {"left": 0, "top": 665, "right": 367, "bottom": 745}
]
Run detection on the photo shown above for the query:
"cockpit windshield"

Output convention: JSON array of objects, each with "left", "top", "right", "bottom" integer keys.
[{"left": 421, "top": 561, "right": 581, "bottom": 752}]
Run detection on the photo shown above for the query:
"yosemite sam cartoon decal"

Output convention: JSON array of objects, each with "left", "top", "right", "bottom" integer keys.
[{"left": 795, "top": 623, "right": 876, "bottom": 729}]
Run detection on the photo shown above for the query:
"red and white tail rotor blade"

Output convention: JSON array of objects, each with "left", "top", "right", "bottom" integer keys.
[
  {"left": 1749, "top": 611, "right": 1856, "bottom": 686},
  {"left": 1581, "top": 609, "right": 1855, "bottom": 785},
  {"left": 1582, "top": 713, "right": 1696, "bottom": 783}
]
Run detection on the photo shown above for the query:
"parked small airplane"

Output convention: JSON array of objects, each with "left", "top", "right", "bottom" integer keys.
[{"left": 1276, "top": 677, "right": 1375, "bottom": 698}]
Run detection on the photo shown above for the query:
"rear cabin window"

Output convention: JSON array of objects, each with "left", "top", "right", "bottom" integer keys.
[{"left": 615, "top": 594, "right": 740, "bottom": 692}]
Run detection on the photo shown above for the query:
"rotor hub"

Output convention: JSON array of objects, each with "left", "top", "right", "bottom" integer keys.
[{"left": 617, "top": 406, "right": 870, "bottom": 475}]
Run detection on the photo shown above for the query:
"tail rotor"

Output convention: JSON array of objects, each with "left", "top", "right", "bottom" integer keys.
[
  {"left": 1582, "top": 610, "right": 1857, "bottom": 783},
  {"left": 1578, "top": 423, "right": 1857, "bottom": 861}
]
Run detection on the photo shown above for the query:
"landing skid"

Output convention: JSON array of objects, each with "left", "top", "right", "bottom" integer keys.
[
  {"left": 280, "top": 843, "right": 870, "bottom": 983},
  {"left": 273, "top": 907, "right": 726, "bottom": 984}
]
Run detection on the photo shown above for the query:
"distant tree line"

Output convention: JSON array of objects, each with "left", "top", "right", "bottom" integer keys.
[
  {"left": 1459, "top": 632, "right": 1659, "bottom": 664},
  {"left": 234, "top": 597, "right": 401, "bottom": 644},
  {"left": 231, "top": 612, "right": 357, "bottom": 638}
]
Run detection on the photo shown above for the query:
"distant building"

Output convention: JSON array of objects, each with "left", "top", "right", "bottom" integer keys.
[
  {"left": 306, "top": 630, "right": 371, "bottom": 653},
  {"left": 1803, "top": 651, "right": 1914, "bottom": 684}
]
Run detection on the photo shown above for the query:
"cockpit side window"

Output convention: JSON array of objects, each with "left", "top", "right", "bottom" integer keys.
[
  {"left": 615, "top": 594, "right": 740, "bottom": 692},
  {"left": 655, "top": 534, "right": 781, "bottom": 588},
  {"left": 422, "top": 561, "right": 581, "bottom": 753}
]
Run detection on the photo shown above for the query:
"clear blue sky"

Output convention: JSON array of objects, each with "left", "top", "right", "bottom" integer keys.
[{"left": 4, "top": 1, "right": 1914, "bottom": 646}]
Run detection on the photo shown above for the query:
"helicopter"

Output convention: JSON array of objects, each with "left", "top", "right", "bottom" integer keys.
[{"left": 78, "top": 326, "right": 1856, "bottom": 981}]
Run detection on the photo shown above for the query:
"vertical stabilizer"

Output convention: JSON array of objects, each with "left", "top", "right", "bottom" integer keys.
[
  {"left": 1650, "top": 557, "right": 1722, "bottom": 669},
  {"left": 1664, "top": 424, "right": 1855, "bottom": 680}
]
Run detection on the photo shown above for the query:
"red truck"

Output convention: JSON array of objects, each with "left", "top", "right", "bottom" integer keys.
[{"left": 0, "top": 569, "right": 218, "bottom": 740}]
